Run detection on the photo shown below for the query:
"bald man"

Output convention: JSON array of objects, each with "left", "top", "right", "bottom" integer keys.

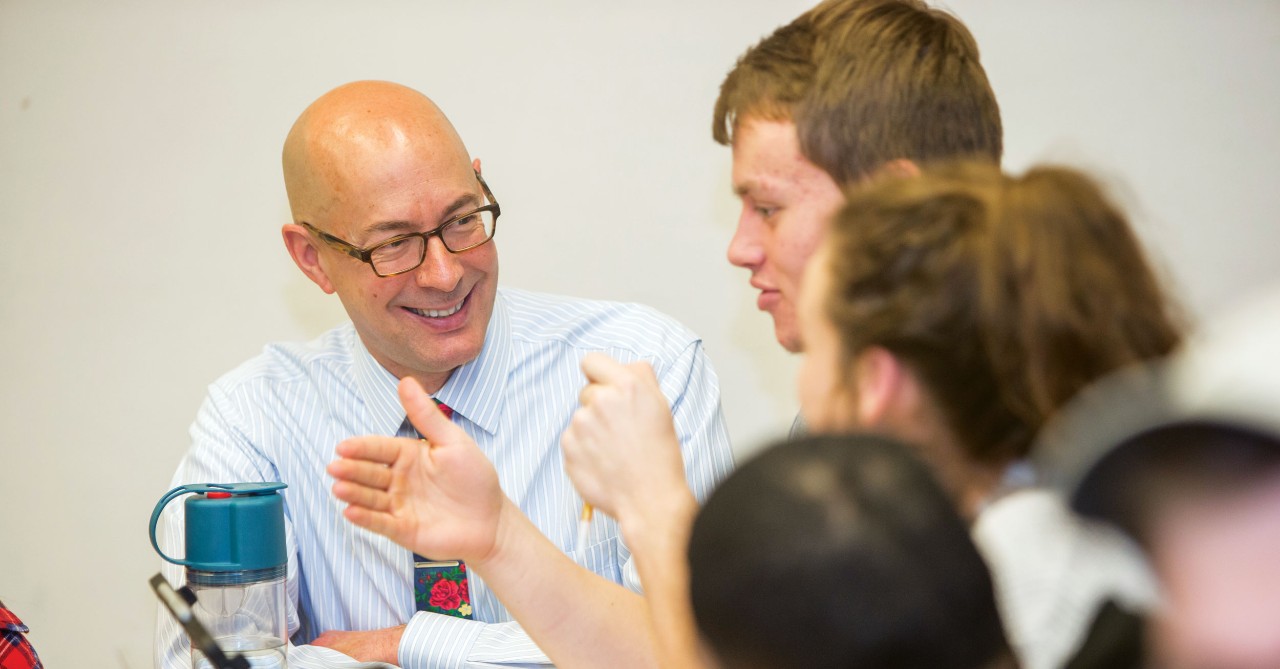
[{"left": 155, "top": 81, "right": 733, "bottom": 669}]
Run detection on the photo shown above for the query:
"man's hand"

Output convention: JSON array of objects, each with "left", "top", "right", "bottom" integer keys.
[
  {"left": 561, "top": 353, "right": 692, "bottom": 526},
  {"left": 328, "top": 377, "right": 505, "bottom": 564},
  {"left": 311, "top": 625, "right": 406, "bottom": 665}
]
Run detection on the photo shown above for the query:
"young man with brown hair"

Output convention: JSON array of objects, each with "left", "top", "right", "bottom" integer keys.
[
  {"left": 333, "top": 2, "right": 1012, "bottom": 668},
  {"left": 717, "top": 0, "right": 1001, "bottom": 352}
]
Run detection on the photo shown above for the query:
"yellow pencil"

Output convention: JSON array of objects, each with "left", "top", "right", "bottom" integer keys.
[{"left": 576, "top": 503, "right": 593, "bottom": 549}]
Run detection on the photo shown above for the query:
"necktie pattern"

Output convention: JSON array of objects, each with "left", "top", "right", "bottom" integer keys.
[{"left": 412, "top": 399, "right": 473, "bottom": 618}]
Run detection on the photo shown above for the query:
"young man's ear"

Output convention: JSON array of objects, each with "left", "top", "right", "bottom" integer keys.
[
  {"left": 869, "top": 159, "right": 920, "bottom": 183},
  {"left": 282, "top": 224, "right": 336, "bottom": 294}
]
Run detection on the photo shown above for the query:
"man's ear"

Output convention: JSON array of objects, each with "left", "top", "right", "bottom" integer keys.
[
  {"left": 282, "top": 223, "right": 336, "bottom": 294},
  {"left": 853, "top": 346, "right": 906, "bottom": 426},
  {"left": 871, "top": 159, "right": 920, "bottom": 182},
  {"left": 472, "top": 157, "right": 482, "bottom": 176}
]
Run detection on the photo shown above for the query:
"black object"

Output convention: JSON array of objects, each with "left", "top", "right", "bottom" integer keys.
[
  {"left": 1063, "top": 599, "right": 1146, "bottom": 669},
  {"left": 149, "top": 573, "right": 251, "bottom": 669}
]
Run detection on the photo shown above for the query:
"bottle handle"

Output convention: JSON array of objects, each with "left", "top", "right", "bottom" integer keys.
[{"left": 149, "top": 484, "right": 198, "bottom": 567}]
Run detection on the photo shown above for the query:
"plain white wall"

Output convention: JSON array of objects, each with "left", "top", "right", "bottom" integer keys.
[{"left": 1, "top": 1, "right": 1277, "bottom": 666}]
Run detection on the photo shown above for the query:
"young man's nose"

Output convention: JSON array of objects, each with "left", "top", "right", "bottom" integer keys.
[{"left": 727, "top": 215, "right": 765, "bottom": 269}]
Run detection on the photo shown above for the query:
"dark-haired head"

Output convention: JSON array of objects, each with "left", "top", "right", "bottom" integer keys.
[
  {"left": 1074, "top": 418, "right": 1280, "bottom": 545},
  {"left": 688, "top": 434, "right": 1014, "bottom": 669}
]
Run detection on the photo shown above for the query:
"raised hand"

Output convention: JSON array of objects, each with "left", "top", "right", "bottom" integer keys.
[
  {"left": 562, "top": 353, "right": 705, "bottom": 669},
  {"left": 561, "top": 353, "right": 691, "bottom": 526},
  {"left": 328, "top": 376, "right": 505, "bottom": 563}
]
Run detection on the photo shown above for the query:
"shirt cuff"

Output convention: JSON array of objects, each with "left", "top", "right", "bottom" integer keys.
[
  {"left": 399, "top": 612, "right": 485, "bottom": 669},
  {"left": 469, "top": 621, "right": 552, "bottom": 665}
]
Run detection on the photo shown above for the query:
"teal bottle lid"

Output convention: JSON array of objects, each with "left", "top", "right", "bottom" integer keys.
[{"left": 149, "top": 482, "right": 288, "bottom": 572}]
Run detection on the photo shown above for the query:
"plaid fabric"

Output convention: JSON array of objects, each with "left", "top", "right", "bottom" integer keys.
[{"left": 0, "top": 603, "right": 43, "bottom": 669}]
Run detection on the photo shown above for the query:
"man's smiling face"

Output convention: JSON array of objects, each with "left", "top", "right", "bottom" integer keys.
[{"left": 283, "top": 82, "right": 498, "bottom": 390}]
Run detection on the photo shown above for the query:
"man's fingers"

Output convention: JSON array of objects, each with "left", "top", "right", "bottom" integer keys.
[
  {"left": 328, "top": 457, "right": 395, "bottom": 491},
  {"left": 333, "top": 480, "right": 391, "bottom": 512},
  {"left": 342, "top": 505, "right": 400, "bottom": 541},
  {"left": 399, "top": 377, "right": 463, "bottom": 445},
  {"left": 334, "top": 436, "right": 406, "bottom": 465}
]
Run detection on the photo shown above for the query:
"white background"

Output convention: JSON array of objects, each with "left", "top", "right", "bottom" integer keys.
[{"left": 1, "top": 1, "right": 1278, "bottom": 666}]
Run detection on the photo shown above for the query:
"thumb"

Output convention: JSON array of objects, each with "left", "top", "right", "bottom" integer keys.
[
  {"left": 580, "top": 352, "right": 629, "bottom": 385},
  {"left": 398, "top": 377, "right": 462, "bottom": 444}
]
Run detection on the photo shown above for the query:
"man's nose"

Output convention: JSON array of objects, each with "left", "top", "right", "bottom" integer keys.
[
  {"left": 413, "top": 237, "right": 464, "bottom": 291},
  {"left": 726, "top": 212, "right": 764, "bottom": 269}
]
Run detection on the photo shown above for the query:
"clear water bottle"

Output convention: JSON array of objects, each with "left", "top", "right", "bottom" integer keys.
[{"left": 150, "top": 482, "right": 290, "bottom": 669}]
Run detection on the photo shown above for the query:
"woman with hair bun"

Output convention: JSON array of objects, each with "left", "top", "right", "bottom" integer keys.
[{"left": 792, "top": 162, "right": 1182, "bottom": 668}]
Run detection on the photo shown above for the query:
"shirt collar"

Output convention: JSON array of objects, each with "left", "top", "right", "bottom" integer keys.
[
  {"left": 435, "top": 290, "right": 512, "bottom": 435},
  {"left": 350, "top": 290, "right": 513, "bottom": 437},
  {"left": 0, "top": 605, "right": 28, "bottom": 633},
  {"left": 352, "top": 331, "right": 410, "bottom": 438}
]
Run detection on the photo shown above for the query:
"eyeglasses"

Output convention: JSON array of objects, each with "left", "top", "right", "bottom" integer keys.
[{"left": 300, "top": 172, "right": 500, "bottom": 278}]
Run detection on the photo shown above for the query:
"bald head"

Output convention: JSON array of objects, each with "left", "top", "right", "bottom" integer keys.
[{"left": 282, "top": 81, "right": 472, "bottom": 229}]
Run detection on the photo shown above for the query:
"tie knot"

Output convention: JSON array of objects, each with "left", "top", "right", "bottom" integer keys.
[{"left": 434, "top": 399, "right": 454, "bottom": 420}]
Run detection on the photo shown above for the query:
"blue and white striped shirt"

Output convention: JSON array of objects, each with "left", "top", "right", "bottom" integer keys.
[{"left": 156, "top": 287, "right": 735, "bottom": 669}]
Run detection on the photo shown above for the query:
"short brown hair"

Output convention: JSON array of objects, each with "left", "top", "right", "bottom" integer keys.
[
  {"left": 713, "top": 0, "right": 1002, "bottom": 186},
  {"left": 824, "top": 162, "right": 1183, "bottom": 463}
]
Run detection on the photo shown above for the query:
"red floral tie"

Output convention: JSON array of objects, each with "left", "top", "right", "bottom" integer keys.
[{"left": 412, "top": 399, "right": 472, "bottom": 618}]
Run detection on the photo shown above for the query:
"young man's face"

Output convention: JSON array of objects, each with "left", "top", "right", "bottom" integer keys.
[{"left": 727, "top": 117, "right": 844, "bottom": 352}]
